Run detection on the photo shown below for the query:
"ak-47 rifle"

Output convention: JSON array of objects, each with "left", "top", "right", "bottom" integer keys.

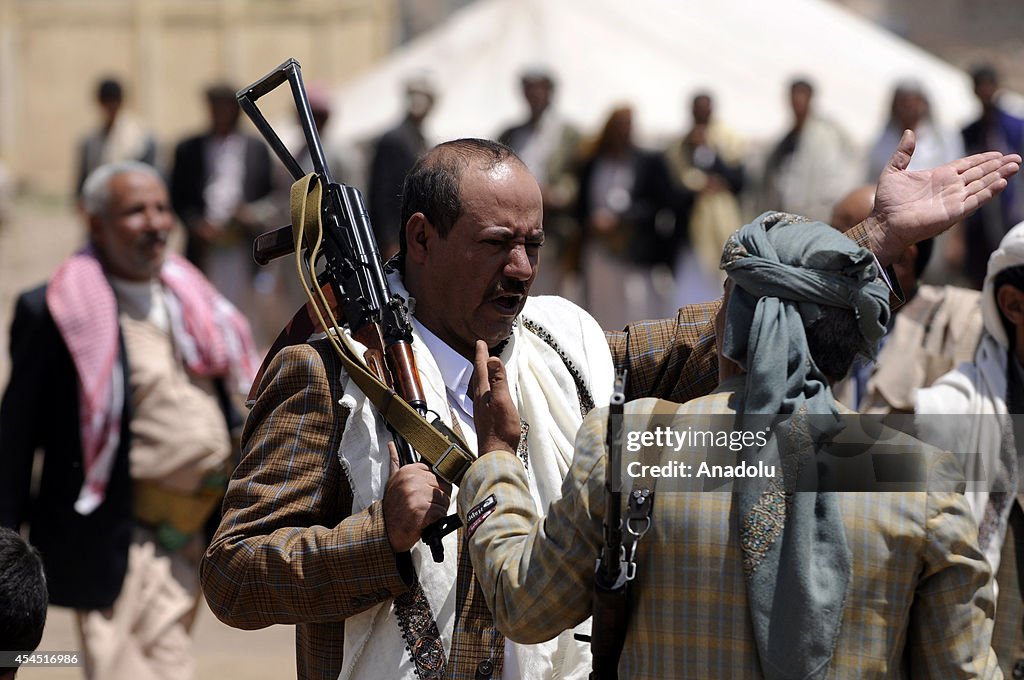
[
  {"left": 237, "top": 59, "right": 468, "bottom": 562},
  {"left": 588, "top": 369, "right": 630, "bottom": 679},
  {"left": 577, "top": 370, "right": 653, "bottom": 679}
]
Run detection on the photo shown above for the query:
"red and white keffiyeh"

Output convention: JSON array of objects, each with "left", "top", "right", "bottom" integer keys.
[{"left": 46, "top": 246, "right": 260, "bottom": 514}]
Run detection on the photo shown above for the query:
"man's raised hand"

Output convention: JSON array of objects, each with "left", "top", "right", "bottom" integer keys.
[
  {"left": 471, "top": 340, "right": 521, "bottom": 456},
  {"left": 867, "top": 129, "right": 1020, "bottom": 265}
]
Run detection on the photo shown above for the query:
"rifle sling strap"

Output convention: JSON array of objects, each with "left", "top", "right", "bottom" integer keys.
[
  {"left": 290, "top": 172, "right": 476, "bottom": 487},
  {"left": 335, "top": 331, "right": 475, "bottom": 486},
  {"left": 618, "top": 405, "right": 669, "bottom": 581},
  {"left": 621, "top": 487, "right": 655, "bottom": 582}
]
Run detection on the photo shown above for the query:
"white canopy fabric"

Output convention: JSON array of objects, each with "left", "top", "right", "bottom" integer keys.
[{"left": 327, "top": 0, "right": 977, "bottom": 152}]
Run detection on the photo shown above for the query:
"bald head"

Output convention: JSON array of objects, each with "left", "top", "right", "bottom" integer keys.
[
  {"left": 830, "top": 185, "right": 876, "bottom": 233},
  {"left": 831, "top": 183, "right": 932, "bottom": 299}
]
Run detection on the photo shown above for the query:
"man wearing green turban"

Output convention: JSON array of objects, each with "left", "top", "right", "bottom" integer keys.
[{"left": 459, "top": 213, "right": 999, "bottom": 679}]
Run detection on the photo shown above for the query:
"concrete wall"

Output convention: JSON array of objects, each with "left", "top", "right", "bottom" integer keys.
[{"left": 0, "top": 0, "right": 395, "bottom": 196}]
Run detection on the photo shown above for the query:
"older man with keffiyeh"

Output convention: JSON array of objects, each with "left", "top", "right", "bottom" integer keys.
[
  {"left": 0, "top": 161, "right": 260, "bottom": 680},
  {"left": 463, "top": 212, "right": 1000, "bottom": 679}
]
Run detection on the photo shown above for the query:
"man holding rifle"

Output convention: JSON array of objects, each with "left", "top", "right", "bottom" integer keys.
[
  {"left": 201, "top": 132, "right": 1019, "bottom": 680},
  {"left": 204, "top": 139, "right": 611, "bottom": 680}
]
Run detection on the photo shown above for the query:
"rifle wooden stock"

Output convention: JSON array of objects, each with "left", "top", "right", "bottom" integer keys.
[{"left": 387, "top": 342, "right": 428, "bottom": 413}]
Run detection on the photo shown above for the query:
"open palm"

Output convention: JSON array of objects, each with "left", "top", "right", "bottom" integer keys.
[{"left": 870, "top": 130, "right": 1020, "bottom": 261}]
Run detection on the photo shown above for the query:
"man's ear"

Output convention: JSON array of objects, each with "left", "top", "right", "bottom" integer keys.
[
  {"left": 86, "top": 213, "right": 103, "bottom": 246},
  {"left": 404, "top": 212, "right": 434, "bottom": 265},
  {"left": 997, "top": 284, "right": 1024, "bottom": 326}
]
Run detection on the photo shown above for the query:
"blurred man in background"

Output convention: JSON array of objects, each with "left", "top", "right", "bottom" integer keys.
[
  {"left": 664, "top": 91, "right": 745, "bottom": 307},
  {"left": 868, "top": 79, "right": 964, "bottom": 180},
  {"left": 761, "top": 78, "right": 857, "bottom": 222},
  {"left": 498, "top": 67, "right": 581, "bottom": 298},
  {"left": 0, "top": 162, "right": 259, "bottom": 680},
  {"left": 74, "top": 77, "right": 157, "bottom": 199},
  {"left": 368, "top": 77, "right": 436, "bottom": 259},
  {"left": 867, "top": 80, "right": 968, "bottom": 287},
  {"left": 169, "top": 83, "right": 273, "bottom": 324},
  {"left": 576, "top": 106, "right": 675, "bottom": 329},
  {"left": 962, "top": 65, "right": 1024, "bottom": 288}
]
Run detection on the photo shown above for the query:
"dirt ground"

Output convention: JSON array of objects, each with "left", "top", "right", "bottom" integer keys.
[{"left": 0, "top": 200, "right": 297, "bottom": 679}]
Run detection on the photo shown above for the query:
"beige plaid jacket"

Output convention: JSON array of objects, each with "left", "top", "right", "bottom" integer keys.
[{"left": 458, "top": 386, "right": 1002, "bottom": 679}]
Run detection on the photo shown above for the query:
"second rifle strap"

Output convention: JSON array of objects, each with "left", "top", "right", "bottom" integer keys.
[{"left": 289, "top": 173, "right": 475, "bottom": 486}]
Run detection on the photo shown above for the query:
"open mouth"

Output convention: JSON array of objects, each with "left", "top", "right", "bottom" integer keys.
[{"left": 490, "top": 295, "right": 522, "bottom": 315}]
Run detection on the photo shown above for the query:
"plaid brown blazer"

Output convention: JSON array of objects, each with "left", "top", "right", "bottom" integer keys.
[{"left": 200, "top": 299, "right": 723, "bottom": 679}]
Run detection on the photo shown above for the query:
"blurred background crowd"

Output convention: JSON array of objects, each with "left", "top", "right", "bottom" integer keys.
[
  {"left": 2, "top": 0, "right": 1024, "bottom": 366},
  {"left": 1, "top": 0, "right": 1024, "bottom": 677}
]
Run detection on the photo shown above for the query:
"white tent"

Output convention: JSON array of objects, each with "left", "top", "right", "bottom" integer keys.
[{"left": 328, "top": 0, "right": 977, "bottom": 151}]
